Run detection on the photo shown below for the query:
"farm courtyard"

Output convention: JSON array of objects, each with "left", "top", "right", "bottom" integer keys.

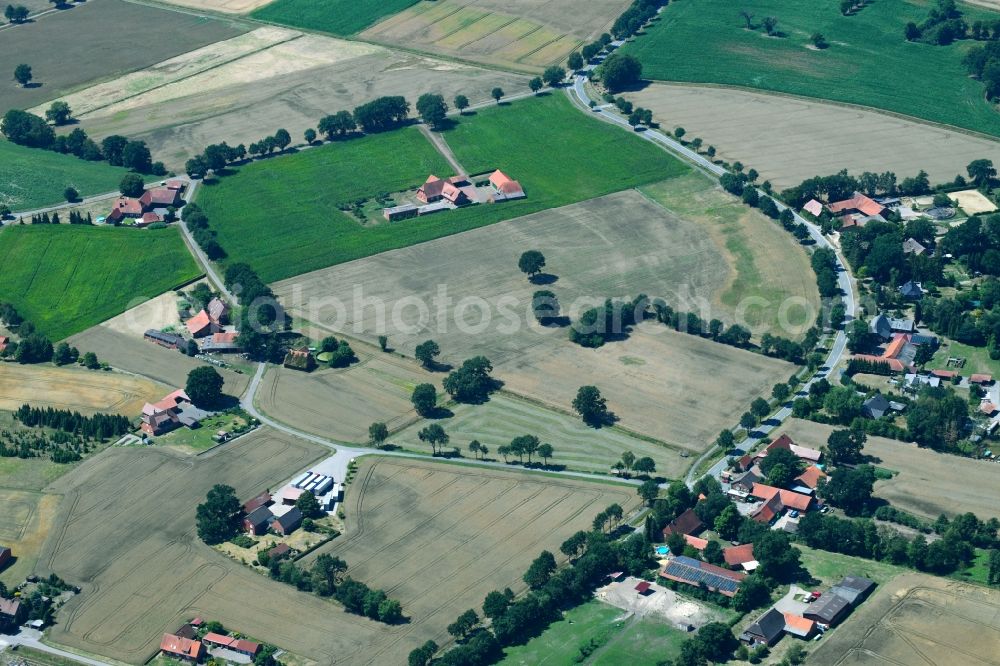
[{"left": 35, "top": 434, "right": 630, "bottom": 664}]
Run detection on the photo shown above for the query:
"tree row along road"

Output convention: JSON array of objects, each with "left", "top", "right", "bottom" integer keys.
[{"left": 565, "top": 69, "right": 857, "bottom": 488}]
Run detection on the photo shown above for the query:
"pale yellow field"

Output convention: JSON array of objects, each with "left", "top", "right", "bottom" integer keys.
[
  {"left": 361, "top": 0, "right": 631, "bottom": 71},
  {"left": 68, "top": 30, "right": 526, "bottom": 168},
  {"left": 153, "top": 0, "right": 274, "bottom": 13},
  {"left": 0, "top": 363, "right": 168, "bottom": 416},
  {"left": 948, "top": 188, "right": 998, "bottom": 215},
  {"left": 0, "top": 491, "right": 58, "bottom": 587},
  {"left": 628, "top": 83, "right": 1000, "bottom": 190}
]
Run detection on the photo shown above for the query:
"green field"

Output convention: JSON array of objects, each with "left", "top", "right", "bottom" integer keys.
[
  {"left": 928, "top": 339, "right": 1000, "bottom": 377},
  {"left": 0, "top": 141, "right": 128, "bottom": 212},
  {"left": 391, "top": 392, "right": 688, "bottom": 479},
  {"left": 0, "top": 225, "right": 200, "bottom": 340},
  {"left": 798, "top": 545, "right": 907, "bottom": 587},
  {"left": 198, "top": 94, "right": 686, "bottom": 282},
  {"left": 499, "top": 600, "right": 688, "bottom": 665},
  {"left": 622, "top": 0, "right": 1000, "bottom": 137},
  {"left": 252, "top": 0, "right": 420, "bottom": 35}
]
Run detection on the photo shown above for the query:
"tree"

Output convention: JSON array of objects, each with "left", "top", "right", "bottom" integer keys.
[
  {"left": 716, "top": 429, "right": 735, "bottom": 451},
  {"left": 542, "top": 65, "right": 566, "bottom": 87},
  {"left": 119, "top": 173, "right": 144, "bottom": 197},
  {"left": 81, "top": 351, "right": 99, "bottom": 369},
  {"left": 411, "top": 383, "right": 437, "bottom": 417},
  {"left": 447, "top": 609, "right": 479, "bottom": 641},
  {"left": 759, "top": 447, "right": 801, "bottom": 481},
  {"left": 968, "top": 158, "right": 997, "bottom": 186},
  {"left": 303, "top": 128, "right": 317, "bottom": 144},
  {"left": 416, "top": 93, "right": 448, "bottom": 130},
  {"left": 296, "top": 490, "right": 322, "bottom": 518},
  {"left": 823, "top": 465, "right": 876, "bottom": 515},
  {"left": 772, "top": 383, "right": 790, "bottom": 402},
  {"left": 528, "top": 77, "right": 543, "bottom": 95},
  {"left": 353, "top": 95, "right": 409, "bottom": 133},
  {"left": 442, "top": 356, "right": 497, "bottom": 403},
  {"left": 634, "top": 456, "right": 656, "bottom": 475},
  {"left": 454, "top": 94, "right": 469, "bottom": 115},
  {"left": 418, "top": 423, "right": 449, "bottom": 455},
  {"left": 185, "top": 366, "right": 224, "bottom": 408},
  {"left": 538, "top": 442, "right": 554, "bottom": 465},
  {"left": 666, "top": 532, "right": 686, "bottom": 555},
  {"left": 989, "top": 549, "right": 1000, "bottom": 585},
  {"left": 45, "top": 101, "right": 71, "bottom": 125},
  {"left": 567, "top": 51, "right": 584, "bottom": 71},
  {"left": 750, "top": 397, "right": 770, "bottom": 419},
  {"left": 714, "top": 504, "right": 743, "bottom": 540},
  {"left": 766, "top": 463, "right": 797, "bottom": 488},
  {"left": 378, "top": 335, "right": 388, "bottom": 351},
  {"left": 740, "top": 411, "right": 756, "bottom": 430},
  {"left": 310, "top": 553, "right": 347, "bottom": 595},
  {"left": 572, "top": 385, "right": 610, "bottom": 426},
  {"left": 740, "top": 10, "right": 754, "bottom": 29},
  {"left": 599, "top": 53, "right": 642, "bottom": 92},
  {"left": 826, "top": 426, "right": 866, "bottom": 465},
  {"left": 468, "top": 440, "right": 483, "bottom": 459},
  {"left": 63, "top": 186, "right": 78, "bottom": 203},
  {"left": 905, "top": 21, "right": 922, "bottom": 40},
  {"left": 523, "top": 550, "right": 556, "bottom": 589},
  {"left": 195, "top": 484, "right": 242, "bottom": 544},
  {"left": 811, "top": 32, "right": 829, "bottom": 48},
  {"left": 414, "top": 340, "right": 440, "bottom": 368},
  {"left": 491, "top": 87, "right": 505, "bottom": 104},
  {"left": 531, "top": 290, "right": 561, "bottom": 323},
  {"left": 368, "top": 422, "right": 389, "bottom": 448},
  {"left": 509, "top": 435, "right": 540, "bottom": 463},
  {"left": 638, "top": 479, "right": 659, "bottom": 505},
  {"left": 185, "top": 156, "right": 207, "bottom": 179},
  {"left": 52, "top": 342, "right": 77, "bottom": 366},
  {"left": 482, "top": 590, "right": 511, "bottom": 620},
  {"left": 761, "top": 16, "right": 778, "bottom": 35},
  {"left": 518, "top": 250, "right": 546, "bottom": 278},
  {"left": 732, "top": 575, "right": 771, "bottom": 613},
  {"left": 121, "top": 140, "right": 152, "bottom": 172},
  {"left": 317, "top": 111, "right": 356, "bottom": 139},
  {"left": 13, "top": 63, "right": 31, "bottom": 86},
  {"left": 754, "top": 530, "right": 802, "bottom": 581},
  {"left": 408, "top": 640, "right": 438, "bottom": 666}
]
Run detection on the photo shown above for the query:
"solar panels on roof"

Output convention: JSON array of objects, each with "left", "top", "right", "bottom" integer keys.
[{"left": 662, "top": 556, "right": 743, "bottom": 594}]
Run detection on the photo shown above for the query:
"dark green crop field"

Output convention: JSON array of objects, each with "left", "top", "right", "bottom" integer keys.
[
  {"left": 251, "top": 0, "right": 420, "bottom": 36},
  {"left": 622, "top": 0, "right": 1000, "bottom": 136},
  {"left": 197, "top": 93, "right": 687, "bottom": 283},
  {"left": 0, "top": 225, "right": 200, "bottom": 340}
]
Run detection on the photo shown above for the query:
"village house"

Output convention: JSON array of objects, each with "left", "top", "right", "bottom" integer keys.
[
  {"left": 898, "top": 280, "right": 924, "bottom": 300},
  {"left": 662, "top": 508, "right": 704, "bottom": 538},
  {"left": 144, "top": 329, "right": 187, "bottom": 350},
  {"left": 972, "top": 373, "right": 994, "bottom": 385},
  {"left": 902, "top": 238, "right": 927, "bottom": 256},
  {"left": 283, "top": 347, "right": 316, "bottom": 372},
  {"left": 659, "top": 555, "right": 745, "bottom": 597},
  {"left": 160, "top": 633, "right": 205, "bottom": 663},
  {"left": 0, "top": 597, "right": 22, "bottom": 632},
  {"left": 417, "top": 175, "right": 473, "bottom": 206},
  {"left": 723, "top": 543, "right": 756, "bottom": 571},
  {"left": 828, "top": 191, "right": 886, "bottom": 228},
  {"left": 740, "top": 607, "right": 786, "bottom": 646},
  {"left": 795, "top": 465, "right": 827, "bottom": 490},
  {"left": 736, "top": 434, "right": 822, "bottom": 472},
  {"left": 271, "top": 507, "right": 303, "bottom": 536},
  {"left": 202, "top": 632, "right": 261, "bottom": 658},
  {"left": 488, "top": 169, "right": 526, "bottom": 201},
  {"left": 783, "top": 613, "right": 816, "bottom": 640},
  {"left": 140, "top": 389, "right": 209, "bottom": 436},
  {"left": 243, "top": 506, "right": 274, "bottom": 536},
  {"left": 200, "top": 331, "right": 241, "bottom": 354},
  {"left": 683, "top": 534, "right": 708, "bottom": 551},
  {"left": 802, "top": 199, "right": 824, "bottom": 217}
]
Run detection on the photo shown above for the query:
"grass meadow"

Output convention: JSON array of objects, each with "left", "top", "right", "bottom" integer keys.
[
  {"left": 622, "top": 0, "right": 1000, "bottom": 136},
  {"left": 198, "top": 93, "right": 686, "bottom": 282},
  {"left": 0, "top": 225, "right": 200, "bottom": 340},
  {"left": 0, "top": 141, "right": 128, "bottom": 211},
  {"left": 252, "top": 0, "right": 421, "bottom": 35}
]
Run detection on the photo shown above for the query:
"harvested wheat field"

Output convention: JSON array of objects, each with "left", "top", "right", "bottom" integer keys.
[
  {"left": 67, "top": 326, "right": 249, "bottom": 397},
  {"left": 299, "top": 456, "right": 635, "bottom": 662},
  {"left": 779, "top": 418, "right": 1000, "bottom": 521},
  {"left": 0, "top": 490, "right": 58, "bottom": 587},
  {"left": 156, "top": 0, "right": 274, "bottom": 13},
  {"left": 64, "top": 29, "right": 526, "bottom": 169},
  {"left": 502, "top": 323, "right": 795, "bottom": 453},
  {"left": 0, "top": 363, "right": 168, "bottom": 416},
  {"left": 628, "top": 84, "right": 1000, "bottom": 191},
  {"left": 391, "top": 392, "right": 689, "bottom": 478},
  {"left": 254, "top": 352, "right": 442, "bottom": 443},
  {"left": 809, "top": 573, "right": 1000, "bottom": 666},
  {"left": 360, "top": 0, "right": 631, "bottom": 71}
]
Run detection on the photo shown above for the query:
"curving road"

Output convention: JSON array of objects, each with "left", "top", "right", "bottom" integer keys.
[{"left": 564, "top": 72, "right": 857, "bottom": 487}]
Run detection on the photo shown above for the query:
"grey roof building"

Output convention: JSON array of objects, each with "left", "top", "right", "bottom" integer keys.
[
  {"left": 863, "top": 394, "right": 891, "bottom": 419},
  {"left": 831, "top": 576, "right": 876, "bottom": 605},
  {"left": 804, "top": 591, "right": 851, "bottom": 626},
  {"left": 740, "top": 608, "right": 786, "bottom": 646}
]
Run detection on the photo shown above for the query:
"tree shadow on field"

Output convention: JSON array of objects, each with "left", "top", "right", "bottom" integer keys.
[
  {"left": 430, "top": 118, "right": 458, "bottom": 132},
  {"left": 426, "top": 406, "right": 454, "bottom": 420},
  {"left": 529, "top": 273, "right": 558, "bottom": 286},
  {"left": 538, "top": 316, "right": 570, "bottom": 328}
]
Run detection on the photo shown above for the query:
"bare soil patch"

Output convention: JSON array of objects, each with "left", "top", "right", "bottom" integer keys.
[
  {"left": 779, "top": 418, "right": 1000, "bottom": 521},
  {"left": 595, "top": 576, "right": 726, "bottom": 627},
  {"left": 299, "top": 456, "right": 635, "bottom": 662},
  {"left": 255, "top": 352, "right": 442, "bottom": 443},
  {"left": 155, "top": 0, "right": 274, "bottom": 14},
  {"left": 628, "top": 83, "right": 1000, "bottom": 191},
  {"left": 68, "top": 32, "right": 526, "bottom": 169},
  {"left": 809, "top": 573, "right": 1000, "bottom": 666},
  {"left": 0, "top": 363, "right": 168, "bottom": 416}
]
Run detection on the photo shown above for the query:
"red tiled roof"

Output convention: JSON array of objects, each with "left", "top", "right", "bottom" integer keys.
[
  {"left": 752, "top": 494, "right": 782, "bottom": 523},
  {"left": 166, "top": 179, "right": 186, "bottom": 190},
  {"left": 783, "top": 612, "right": 815, "bottom": 636},
  {"left": 662, "top": 508, "right": 704, "bottom": 537},
  {"left": 796, "top": 465, "right": 827, "bottom": 489},
  {"left": 684, "top": 534, "right": 708, "bottom": 550},
  {"left": 635, "top": 581, "right": 651, "bottom": 593},
  {"left": 140, "top": 187, "right": 180, "bottom": 207},
  {"left": 723, "top": 543, "right": 755, "bottom": 566},
  {"left": 186, "top": 310, "right": 212, "bottom": 336},
  {"left": 751, "top": 483, "right": 813, "bottom": 511},
  {"left": 931, "top": 369, "right": 958, "bottom": 379},
  {"left": 972, "top": 374, "right": 993, "bottom": 384},
  {"left": 803, "top": 199, "right": 824, "bottom": 216},
  {"left": 829, "top": 192, "right": 884, "bottom": 217},
  {"left": 212, "top": 331, "right": 238, "bottom": 344},
  {"left": 111, "top": 197, "right": 143, "bottom": 216},
  {"left": 489, "top": 169, "right": 523, "bottom": 194},
  {"left": 418, "top": 175, "right": 446, "bottom": 199},
  {"left": 243, "top": 492, "right": 272, "bottom": 513},
  {"left": 141, "top": 212, "right": 162, "bottom": 224},
  {"left": 981, "top": 401, "right": 997, "bottom": 415},
  {"left": 883, "top": 334, "right": 908, "bottom": 360},
  {"left": 202, "top": 632, "right": 232, "bottom": 646},
  {"left": 441, "top": 182, "right": 466, "bottom": 203},
  {"left": 853, "top": 354, "right": 906, "bottom": 372},
  {"left": 160, "top": 634, "right": 202, "bottom": 659}
]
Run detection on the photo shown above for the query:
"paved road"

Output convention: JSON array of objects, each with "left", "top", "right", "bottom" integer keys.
[
  {"left": 564, "top": 72, "right": 858, "bottom": 487},
  {"left": 0, "top": 629, "right": 111, "bottom": 666},
  {"left": 241, "top": 363, "right": 642, "bottom": 487},
  {"left": 6, "top": 189, "right": 121, "bottom": 221},
  {"left": 175, "top": 177, "right": 238, "bottom": 302}
]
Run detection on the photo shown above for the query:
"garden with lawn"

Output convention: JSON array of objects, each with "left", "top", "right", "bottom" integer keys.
[
  {"left": 0, "top": 225, "right": 200, "bottom": 340},
  {"left": 197, "top": 93, "right": 687, "bottom": 283},
  {"left": 252, "top": 0, "right": 420, "bottom": 36},
  {"left": 622, "top": 0, "right": 1000, "bottom": 137},
  {"left": 0, "top": 140, "right": 128, "bottom": 211}
]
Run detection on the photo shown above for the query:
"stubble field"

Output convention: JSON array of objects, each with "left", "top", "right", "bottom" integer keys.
[
  {"left": 809, "top": 573, "right": 1000, "bottom": 666},
  {"left": 300, "top": 456, "right": 635, "bottom": 662},
  {"left": 0, "top": 0, "right": 247, "bottom": 113},
  {"left": 779, "top": 418, "right": 1000, "bottom": 521},
  {"left": 359, "top": 0, "right": 631, "bottom": 71},
  {"left": 0, "top": 225, "right": 201, "bottom": 341},
  {"left": 67, "top": 326, "right": 249, "bottom": 397},
  {"left": 0, "top": 364, "right": 168, "bottom": 416},
  {"left": 391, "top": 392, "right": 690, "bottom": 478},
  {"left": 627, "top": 84, "right": 1000, "bottom": 191},
  {"left": 254, "top": 352, "right": 442, "bottom": 442},
  {"left": 56, "top": 28, "right": 527, "bottom": 170}
]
